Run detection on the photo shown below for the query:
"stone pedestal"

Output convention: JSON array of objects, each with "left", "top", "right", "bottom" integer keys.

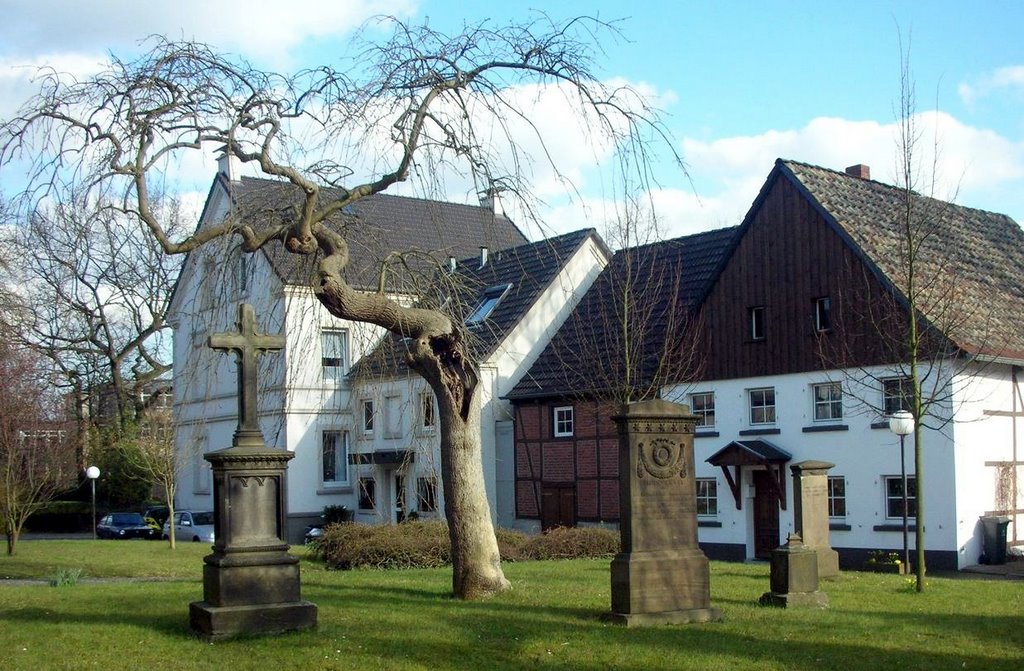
[
  {"left": 606, "top": 399, "right": 721, "bottom": 627},
  {"left": 189, "top": 446, "right": 317, "bottom": 640},
  {"left": 760, "top": 533, "right": 829, "bottom": 608},
  {"left": 790, "top": 460, "right": 840, "bottom": 578}
]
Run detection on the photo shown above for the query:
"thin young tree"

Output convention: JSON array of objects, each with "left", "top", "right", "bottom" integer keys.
[{"left": 0, "top": 16, "right": 680, "bottom": 598}]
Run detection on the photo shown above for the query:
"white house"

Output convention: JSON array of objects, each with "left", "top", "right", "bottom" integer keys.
[
  {"left": 666, "top": 160, "right": 1024, "bottom": 570},
  {"left": 166, "top": 159, "right": 608, "bottom": 541}
]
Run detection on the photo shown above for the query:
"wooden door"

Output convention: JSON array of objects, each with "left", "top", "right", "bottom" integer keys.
[
  {"left": 541, "top": 485, "right": 576, "bottom": 530},
  {"left": 752, "top": 470, "right": 779, "bottom": 560}
]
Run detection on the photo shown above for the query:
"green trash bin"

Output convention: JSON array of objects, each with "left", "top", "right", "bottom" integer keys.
[{"left": 980, "top": 516, "right": 1011, "bottom": 565}]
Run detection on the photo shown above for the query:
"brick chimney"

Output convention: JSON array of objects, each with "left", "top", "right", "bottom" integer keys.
[{"left": 845, "top": 164, "right": 870, "bottom": 180}]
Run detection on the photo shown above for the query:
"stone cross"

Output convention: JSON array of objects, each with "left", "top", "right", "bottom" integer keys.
[{"left": 208, "top": 303, "right": 285, "bottom": 447}]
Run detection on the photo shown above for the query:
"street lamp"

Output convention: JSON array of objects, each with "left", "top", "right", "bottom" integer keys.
[
  {"left": 888, "top": 410, "right": 915, "bottom": 569},
  {"left": 85, "top": 466, "right": 100, "bottom": 540}
]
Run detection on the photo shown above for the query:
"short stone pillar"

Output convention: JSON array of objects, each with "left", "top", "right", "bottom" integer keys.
[
  {"left": 760, "top": 533, "right": 829, "bottom": 608},
  {"left": 189, "top": 304, "right": 316, "bottom": 640},
  {"left": 790, "top": 460, "right": 840, "bottom": 578},
  {"left": 607, "top": 399, "right": 721, "bottom": 626}
]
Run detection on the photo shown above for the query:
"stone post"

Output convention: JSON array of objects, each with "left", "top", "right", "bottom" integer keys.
[
  {"left": 607, "top": 399, "right": 721, "bottom": 626},
  {"left": 189, "top": 304, "right": 317, "bottom": 640},
  {"left": 790, "top": 460, "right": 840, "bottom": 578},
  {"left": 760, "top": 533, "right": 829, "bottom": 608}
]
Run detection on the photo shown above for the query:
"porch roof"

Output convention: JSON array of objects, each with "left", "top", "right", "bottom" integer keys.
[
  {"left": 348, "top": 450, "right": 414, "bottom": 466},
  {"left": 706, "top": 440, "right": 791, "bottom": 467}
]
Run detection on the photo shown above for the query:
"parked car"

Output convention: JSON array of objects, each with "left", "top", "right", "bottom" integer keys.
[
  {"left": 97, "top": 512, "right": 159, "bottom": 540},
  {"left": 162, "top": 510, "right": 215, "bottom": 543},
  {"left": 143, "top": 505, "right": 170, "bottom": 528}
]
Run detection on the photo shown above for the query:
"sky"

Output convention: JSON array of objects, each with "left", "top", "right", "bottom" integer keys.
[{"left": 1, "top": 0, "right": 1022, "bottom": 240}]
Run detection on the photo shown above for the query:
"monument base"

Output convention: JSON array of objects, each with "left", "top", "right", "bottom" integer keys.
[
  {"left": 190, "top": 599, "right": 317, "bottom": 640},
  {"left": 759, "top": 590, "right": 830, "bottom": 609},
  {"left": 610, "top": 549, "right": 721, "bottom": 623},
  {"left": 815, "top": 547, "right": 840, "bottom": 578}
]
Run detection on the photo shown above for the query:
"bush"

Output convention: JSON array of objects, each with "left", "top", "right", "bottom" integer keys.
[
  {"left": 311, "top": 521, "right": 617, "bottom": 570},
  {"left": 518, "top": 526, "right": 620, "bottom": 560}
]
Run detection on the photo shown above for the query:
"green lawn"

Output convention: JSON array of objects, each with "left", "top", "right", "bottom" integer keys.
[{"left": 1, "top": 541, "right": 1022, "bottom": 670}]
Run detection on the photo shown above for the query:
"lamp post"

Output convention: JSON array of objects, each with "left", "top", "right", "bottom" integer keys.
[
  {"left": 85, "top": 466, "right": 100, "bottom": 540},
  {"left": 888, "top": 411, "right": 915, "bottom": 569}
]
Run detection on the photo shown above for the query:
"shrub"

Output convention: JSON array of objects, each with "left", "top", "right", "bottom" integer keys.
[
  {"left": 311, "top": 521, "right": 617, "bottom": 570},
  {"left": 49, "top": 568, "right": 83, "bottom": 587},
  {"left": 518, "top": 526, "right": 620, "bottom": 560}
]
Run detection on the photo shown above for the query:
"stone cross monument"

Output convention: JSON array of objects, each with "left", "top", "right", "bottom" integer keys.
[
  {"left": 790, "top": 460, "right": 840, "bottom": 578},
  {"left": 607, "top": 399, "right": 720, "bottom": 626},
  {"left": 189, "top": 303, "right": 317, "bottom": 640}
]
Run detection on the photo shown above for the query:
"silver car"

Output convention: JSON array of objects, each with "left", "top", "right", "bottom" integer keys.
[{"left": 162, "top": 510, "right": 215, "bottom": 543}]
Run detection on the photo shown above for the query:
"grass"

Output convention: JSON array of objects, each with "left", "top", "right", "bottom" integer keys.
[{"left": 1, "top": 541, "right": 1022, "bottom": 670}]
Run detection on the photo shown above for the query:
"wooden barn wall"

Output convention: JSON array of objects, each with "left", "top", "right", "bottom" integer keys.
[{"left": 698, "top": 176, "right": 903, "bottom": 381}]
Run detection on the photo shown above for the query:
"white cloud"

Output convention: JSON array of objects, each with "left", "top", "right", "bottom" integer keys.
[
  {"left": 1, "top": 1, "right": 418, "bottom": 66},
  {"left": 959, "top": 65, "right": 1024, "bottom": 106}
]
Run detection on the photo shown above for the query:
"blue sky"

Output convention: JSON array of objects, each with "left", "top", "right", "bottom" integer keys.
[{"left": 1, "top": 0, "right": 1021, "bottom": 238}]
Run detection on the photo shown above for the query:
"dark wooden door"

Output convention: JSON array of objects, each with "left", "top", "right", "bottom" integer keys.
[
  {"left": 752, "top": 470, "right": 779, "bottom": 560},
  {"left": 541, "top": 485, "right": 576, "bottom": 530}
]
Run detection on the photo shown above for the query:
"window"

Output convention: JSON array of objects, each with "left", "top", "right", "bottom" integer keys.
[
  {"left": 466, "top": 283, "right": 513, "bottom": 325},
  {"left": 361, "top": 399, "right": 375, "bottom": 435},
  {"left": 384, "top": 395, "right": 401, "bottom": 438},
  {"left": 553, "top": 406, "right": 574, "bottom": 437},
  {"left": 417, "top": 476, "right": 438, "bottom": 512},
  {"left": 828, "top": 476, "right": 846, "bottom": 518},
  {"left": 748, "top": 388, "right": 776, "bottom": 425},
  {"left": 885, "top": 476, "right": 916, "bottom": 519},
  {"left": 813, "top": 382, "right": 843, "bottom": 421},
  {"left": 420, "top": 392, "right": 436, "bottom": 431},
  {"left": 321, "top": 430, "right": 349, "bottom": 485},
  {"left": 200, "top": 258, "right": 216, "bottom": 310},
  {"left": 358, "top": 477, "right": 376, "bottom": 510},
  {"left": 689, "top": 392, "right": 715, "bottom": 428},
  {"left": 882, "top": 377, "right": 912, "bottom": 416},
  {"left": 814, "top": 297, "right": 832, "bottom": 332},
  {"left": 696, "top": 478, "right": 718, "bottom": 516},
  {"left": 321, "top": 329, "right": 349, "bottom": 383},
  {"left": 749, "top": 306, "right": 765, "bottom": 341}
]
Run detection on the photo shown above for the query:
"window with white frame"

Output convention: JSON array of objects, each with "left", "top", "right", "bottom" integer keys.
[
  {"left": 358, "top": 477, "right": 376, "bottom": 510},
  {"left": 689, "top": 392, "right": 715, "bottom": 428},
  {"left": 361, "top": 399, "right": 375, "bottom": 435},
  {"left": 884, "top": 476, "right": 916, "bottom": 519},
  {"left": 553, "top": 405, "right": 574, "bottom": 437},
  {"left": 882, "top": 377, "right": 912, "bottom": 416},
  {"left": 200, "top": 258, "right": 216, "bottom": 310},
  {"left": 749, "top": 306, "right": 765, "bottom": 341},
  {"left": 321, "top": 430, "right": 349, "bottom": 486},
  {"left": 466, "top": 283, "right": 513, "bottom": 325},
  {"left": 813, "top": 382, "right": 843, "bottom": 421},
  {"left": 420, "top": 392, "right": 436, "bottom": 431},
  {"left": 417, "top": 476, "right": 438, "bottom": 512},
  {"left": 321, "top": 329, "right": 349, "bottom": 384},
  {"left": 827, "top": 476, "right": 846, "bottom": 518},
  {"left": 814, "top": 296, "right": 832, "bottom": 332},
  {"left": 748, "top": 387, "right": 776, "bottom": 425},
  {"left": 384, "top": 395, "right": 402, "bottom": 438},
  {"left": 696, "top": 478, "right": 718, "bottom": 516},
  {"left": 237, "top": 250, "right": 249, "bottom": 293},
  {"left": 191, "top": 441, "right": 211, "bottom": 495}
]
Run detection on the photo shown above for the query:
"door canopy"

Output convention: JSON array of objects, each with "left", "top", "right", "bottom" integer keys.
[{"left": 706, "top": 440, "right": 791, "bottom": 511}]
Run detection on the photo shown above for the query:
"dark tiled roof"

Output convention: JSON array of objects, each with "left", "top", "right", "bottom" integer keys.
[
  {"left": 229, "top": 177, "right": 529, "bottom": 291},
  {"left": 507, "top": 226, "right": 740, "bottom": 400},
  {"left": 351, "top": 228, "right": 602, "bottom": 379},
  {"left": 779, "top": 159, "right": 1024, "bottom": 359},
  {"left": 706, "top": 440, "right": 792, "bottom": 466}
]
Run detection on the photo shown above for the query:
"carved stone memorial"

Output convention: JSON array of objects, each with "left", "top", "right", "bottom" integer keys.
[
  {"left": 607, "top": 399, "right": 721, "bottom": 626},
  {"left": 760, "top": 532, "right": 829, "bottom": 608},
  {"left": 189, "top": 303, "right": 317, "bottom": 640},
  {"left": 790, "top": 460, "right": 840, "bottom": 578}
]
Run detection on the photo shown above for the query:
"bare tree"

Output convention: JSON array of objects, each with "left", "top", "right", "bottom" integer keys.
[
  {"left": 1, "top": 197, "right": 182, "bottom": 464},
  {"left": 0, "top": 16, "right": 679, "bottom": 598},
  {"left": 0, "top": 339, "right": 75, "bottom": 555},
  {"left": 119, "top": 405, "right": 182, "bottom": 547}
]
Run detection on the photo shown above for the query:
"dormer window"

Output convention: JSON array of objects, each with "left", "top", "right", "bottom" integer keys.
[{"left": 466, "top": 283, "right": 512, "bottom": 325}]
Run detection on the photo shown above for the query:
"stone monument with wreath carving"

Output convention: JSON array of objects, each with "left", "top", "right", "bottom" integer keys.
[{"left": 607, "top": 399, "right": 721, "bottom": 626}]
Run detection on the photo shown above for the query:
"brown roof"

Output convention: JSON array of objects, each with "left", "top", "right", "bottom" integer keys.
[
  {"left": 507, "top": 226, "right": 740, "bottom": 400},
  {"left": 229, "top": 177, "right": 529, "bottom": 291},
  {"left": 779, "top": 159, "right": 1024, "bottom": 359}
]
